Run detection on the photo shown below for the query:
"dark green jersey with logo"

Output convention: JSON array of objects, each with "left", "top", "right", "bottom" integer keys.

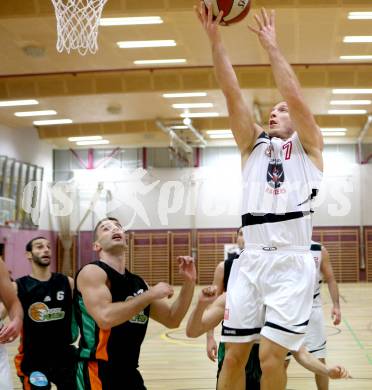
[
  {"left": 16, "top": 273, "right": 74, "bottom": 366},
  {"left": 73, "top": 261, "right": 150, "bottom": 370}
]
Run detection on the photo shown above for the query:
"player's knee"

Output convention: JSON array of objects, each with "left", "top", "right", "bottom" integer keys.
[
  {"left": 260, "top": 353, "right": 284, "bottom": 376},
  {"left": 223, "top": 349, "right": 247, "bottom": 371}
]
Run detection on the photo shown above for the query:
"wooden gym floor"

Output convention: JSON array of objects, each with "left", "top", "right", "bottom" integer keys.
[{"left": 6, "top": 283, "right": 372, "bottom": 389}]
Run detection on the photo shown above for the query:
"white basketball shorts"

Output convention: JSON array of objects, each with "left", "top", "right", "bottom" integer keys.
[
  {"left": 0, "top": 344, "right": 13, "bottom": 390},
  {"left": 304, "top": 305, "right": 327, "bottom": 359},
  {"left": 221, "top": 245, "right": 315, "bottom": 351}
]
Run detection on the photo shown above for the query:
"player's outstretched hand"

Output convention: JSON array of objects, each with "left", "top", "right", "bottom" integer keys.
[
  {"left": 178, "top": 256, "right": 197, "bottom": 283},
  {"left": 328, "top": 365, "right": 351, "bottom": 379},
  {"left": 150, "top": 282, "right": 174, "bottom": 300},
  {"left": 248, "top": 8, "right": 278, "bottom": 52},
  {"left": 194, "top": 1, "right": 223, "bottom": 43}
]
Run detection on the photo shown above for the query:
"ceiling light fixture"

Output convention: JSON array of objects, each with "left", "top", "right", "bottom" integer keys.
[
  {"left": 330, "top": 100, "right": 371, "bottom": 105},
  {"left": 33, "top": 119, "right": 73, "bottom": 126},
  {"left": 348, "top": 12, "right": 372, "bottom": 20},
  {"left": 340, "top": 55, "right": 372, "bottom": 60},
  {"left": 206, "top": 129, "right": 232, "bottom": 135},
  {"left": 332, "top": 89, "right": 372, "bottom": 94},
  {"left": 163, "top": 92, "right": 207, "bottom": 98},
  {"left": 321, "top": 131, "right": 347, "bottom": 136},
  {"left": 68, "top": 136, "right": 103, "bottom": 142},
  {"left": 320, "top": 128, "right": 348, "bottom": 132},
  {"left": 172, "top": 103, "right": 213, "bottom": 109},
  {"left": 76, "top": 140, "right": 110, "bottom": 146},
  {"left": 134, "top": 59, "right": 186, "bottom": 65},
  {"left": 171, "top": 125, "right": 189, "bottom": 129},
  {"left": 14, "top": 110, "right": 57, "bottom": 117},
  {"left": 208, "top": 134, "right": 234, "bottom": 139},
  {"left": 328, "top": 109, "right": 367, "bottom": 115},
  {"left": 117, "top": 40, "right": 176, "bottom": 48},
  {"left": 0, "top": 99, "right": 39, "bottom": 107},
  {"left": 180, "top": 112, "right": 219, "bottom": 118},
  {"left": 100, "top": 16, "right": 163, "bottom": 26},
  {"left": 343, "top": 36, "right": 372, "bottom": 43}
]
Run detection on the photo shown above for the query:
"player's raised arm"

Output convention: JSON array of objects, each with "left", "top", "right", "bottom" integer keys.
[
  {"left": 249, "top": 8, "right": 323, "bottom": 169},
  {"left": 195, "top": 1, "right": 261, "bottom": 160}
]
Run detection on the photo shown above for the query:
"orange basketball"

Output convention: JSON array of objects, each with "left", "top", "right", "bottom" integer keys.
[{"left": 204, "top": 0, "right": 252, "bottom": 25}]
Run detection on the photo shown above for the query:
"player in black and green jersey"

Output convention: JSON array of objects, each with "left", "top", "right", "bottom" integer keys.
[{"left": 73, "top": 217, "right": 196, "bottom": 390}]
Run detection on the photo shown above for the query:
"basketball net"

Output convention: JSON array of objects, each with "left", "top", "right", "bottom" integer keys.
[{"left": 51, "top": 0, "right": 108, "bottom": 55}]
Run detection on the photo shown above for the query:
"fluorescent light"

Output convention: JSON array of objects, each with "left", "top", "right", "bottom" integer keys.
[
  {"left": 68, "top": 136, "right": 103, "bottom": 142},
  {"left": 183, "top": 117, "right": 192, "bottom": 125},
  {"left": 343, "top": 36, "right": 372, "bottom": 43},
  {"left": 330, "top": 100, "right": 371, "bottom": 105},
  {"left": 33, "top": 119, "right": 73, "bottom": 126},
  {"left": 332, "top": 89, "right": 372, "bottom": 94},
  {"left": 328, "top": 109, "right": 367, "bottom": 115},
  {"left": 209, "top": 134, "right": 234, "bottom": 139},
  {"left": 134, "top": 59, "right": 186, "bottom": 65},
  {"left": 348, "top": 12, "right": 372, "bottom": 20},
  {"left": 172, "top": 103, "right": 213, "bottom": 109},
  {"left": 15, "top": 110, "right": 57, "bottom": 117},
  {"left": 171, "top": 125, "right": 189, "bottom": 129},
  {"left": 206, "top": 129, "right": 232, "bottom": 135},
  {"left": 163, "top": 92, "right": 207, "bottom": 98},
  {"left": 321, "top": 131, "right": 346, "bottom": 136},
  {"left": 320, "top": 128, "right": 347, "bottom": 132},
  {"left": 180, "top": 112, "right": 219, "bottom": 118},
  {"left": 100, "top": 17, "right": 163, "bottom": 26},
  {"left": 0, "top": 99, "right": 39, "bottom": 107},
  {"left": 76, "top": 140, "right": 110, "bottom": 146},
  {"left": 117, "top": 40, "right": 176, "bottom": 48},
  {"left": 340, "top": 55, "right": 372, "bottom": 60}
]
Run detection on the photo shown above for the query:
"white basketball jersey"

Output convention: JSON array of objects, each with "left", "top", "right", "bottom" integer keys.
[
  {"left": 311, "top": 241, "right": 323, "bottom": 308},
  {"left": 242, "top": 132, "right": 323, "bottom": 247}
]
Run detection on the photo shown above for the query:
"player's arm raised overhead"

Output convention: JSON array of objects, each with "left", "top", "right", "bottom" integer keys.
[
  {"left": 320, "top": 246, "right": 341, "bottom": 325},
  {"left": 195, "top": 2, "right": 261, "bottom": 161},
  {"left": 249, "top": 9, "right": 323, "bottom": 169}
]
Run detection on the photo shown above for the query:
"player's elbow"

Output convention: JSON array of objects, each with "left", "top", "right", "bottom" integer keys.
[
  {"left": 166, "top": 317, "right": 182, "bottom": 329},
  {"left": 186, "top": 325, "right": 200, "bottom": 338},
  {"left": 95, "top": 311, "right": 114, "bottom": 330}
]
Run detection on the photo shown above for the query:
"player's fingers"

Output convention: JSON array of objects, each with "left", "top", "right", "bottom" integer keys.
[
  {"left": 207, "top": 2, "right": 213, "bottom": 25},
  {"left": 254, "top": 14, "right": 264, "bottom": 30},
  {"left": 215, "top": 10, "right": 224, "bottom": 25},
  {"left": 261, "top": 8, "right": 269, "bottom": 26},
  {"left": 270, "top": 9, "right": 275, "bottom": 27},
  {"left": 248, "top": 25, "right": 260, "bottom": 34}
]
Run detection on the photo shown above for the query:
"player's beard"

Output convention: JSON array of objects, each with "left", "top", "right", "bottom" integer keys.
[{"left": 32, "top": 254, "right": 51, "bottom": 267}]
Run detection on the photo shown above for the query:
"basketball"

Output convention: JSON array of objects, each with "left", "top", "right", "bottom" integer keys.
[{"left": 203, "top": 0, "right": 252, "bottom": 25}]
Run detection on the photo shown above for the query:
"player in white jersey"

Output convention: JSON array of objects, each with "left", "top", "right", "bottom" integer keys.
[
  {"left": 0, "top": 258, "right": 23, "bottom": 389},
  {"left": 305, "top": 242, "right": 341, "bottom": 390},
  {"left": 195, "top": 4, "right": 323, "bottom": 390}
]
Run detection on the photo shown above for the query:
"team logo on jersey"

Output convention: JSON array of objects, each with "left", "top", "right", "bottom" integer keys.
[
  {"left": 28, "top": 302, "right": 65, "bottom": 323},
  {"left": 126, "top": 293, "right": 148, "bottom": 325},
  {"left": 266, "top": 158, "right": 285, "bottom": 189},
  {"left": 29, "top": 371, "right": 49, "bottom": 387}
]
